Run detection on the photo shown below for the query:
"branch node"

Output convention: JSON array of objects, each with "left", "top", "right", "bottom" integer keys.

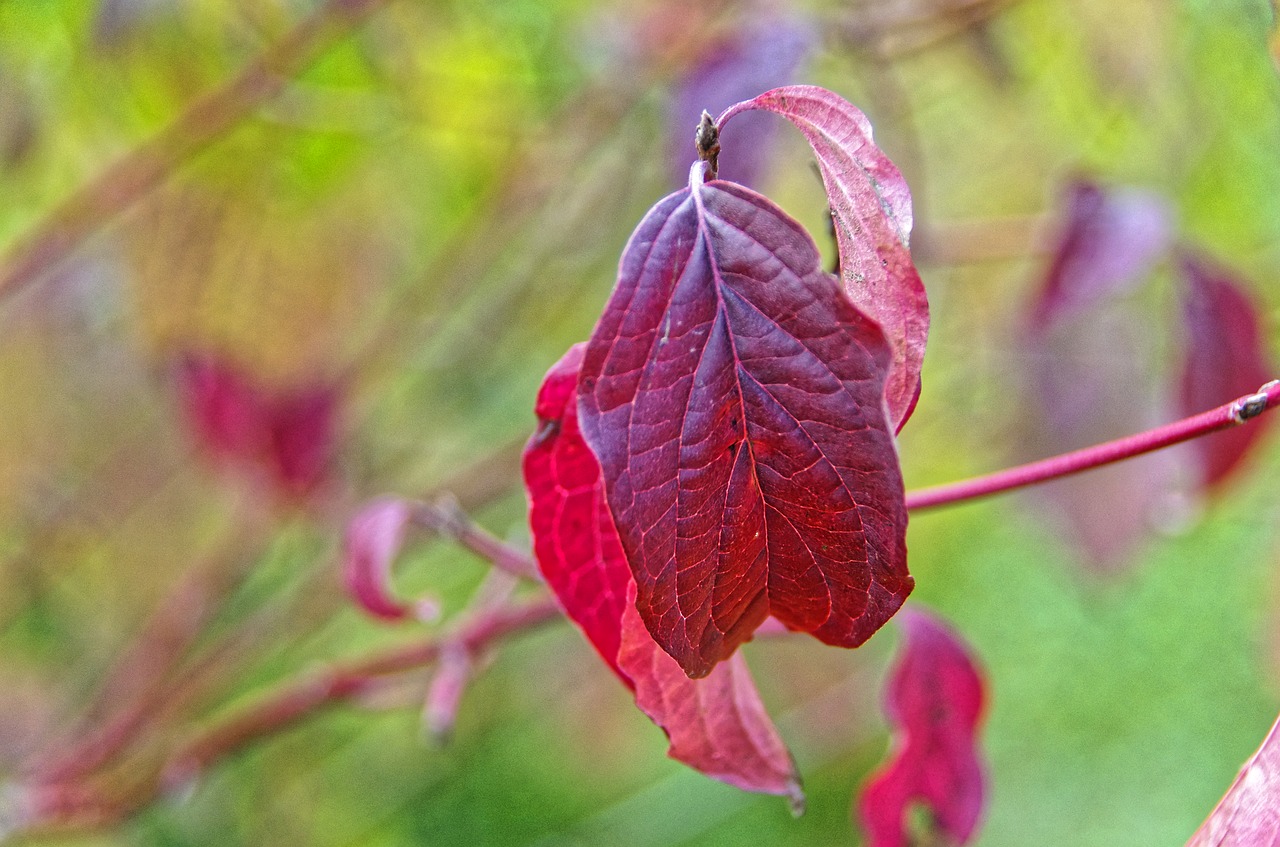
[
  {"left": 695, "top": 110, "right": 720, "bottom": 180},
  {"left": 1232, "top": 380, "right": 1277, "bottom": 423}
]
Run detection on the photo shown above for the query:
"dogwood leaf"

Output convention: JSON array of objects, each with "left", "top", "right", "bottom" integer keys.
[
  {"left": 1178, "top": 250, "right": 1275, "bottom": 491},
  {"left": 717, "top": 85, "right": 928, "bottom": 429},
  {"left": 578, "top": 168, "right": 910, "bottom": 679},
  {"left": 523, "top": 345, "right": 801, "bottom": 801},
  {"left": 859, "top": 608, "right": 987, "bottom": 847},
  {"left": 1188, "top": 711, "right": 1280, "bottom": 847}
]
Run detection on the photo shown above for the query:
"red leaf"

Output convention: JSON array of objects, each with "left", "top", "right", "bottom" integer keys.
[
  {"left": 619, "top": 582, "right": 802, "bottom": 809},
  {"left": 859, "top": 608, "right": 987, "bottom": 847},
  {"left": 718, "top": 85, "right": 929, "bottom": 429},
  {"left": 523, "top": 346, "right": 802, "bottom": 801},
  {"left": 1188, "top": 711, "right": 1280, "bottom": 847},
  {"left": 669, "top": 18, "right": 811, "bottom": 188},
  {"left": 342, "top": 497, "right": 415, "bottom": 621},
  {"left": 1031, "top": 179, "right": 1171, "bottom": 328},
  {"left": 578, "top": 169, "right": 911, "bottom": 679},
  {"left": 523, "top": 342, "right": 631, "bottom": 678},
  {"left": 1178, "top": 250, "right": 1275, "bottom": 491}
]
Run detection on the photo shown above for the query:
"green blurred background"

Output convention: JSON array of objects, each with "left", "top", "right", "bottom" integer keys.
[{"left": 1, "top": 0, "right": 1279, "bottom": 844}]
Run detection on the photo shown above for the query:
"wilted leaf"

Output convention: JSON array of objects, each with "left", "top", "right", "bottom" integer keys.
[
  {"left": 669, "top": 18, "right": 811, "bottom": 188},
  {"left": 523, "top": 346, "right": 802, "bottom": 800},
  {"left": 859, "top": 608, "right": 987, "bottom": 847},
  {"left": 1178, "top": 250, "right": 1274, "bottom": 491},
  {"left": 1187, "top": 711, "right": 1280, "bottom": 847},
  {"left": 718, "top": 85, "right": 928, "bottom": 429},
  {"left": 578, "top": 169, "right": 910, "bottom": 679},
  {"left": 341, "top": 497, "right": 415, "bottom": 622}
]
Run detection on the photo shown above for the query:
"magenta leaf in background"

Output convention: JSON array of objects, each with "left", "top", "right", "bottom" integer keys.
[
  {"left": 1019, "top": 180, "right": 1178, "bottom": 569},
  {"left": 342, "top": 497, "right": 415, "bottom": 622},
  {"left": 717, "top": 85, "right": 928, "bottom": 429},
  {"left": 859, "top": 608, "right": 987, "bottom": 847},
  {"left": 578, "top": 168, "right": 910, "bottom": 679},
  {"left": 669, "top": 18, "right": 811, "bottom": 188},
  {"left": 1178, "top": 250, "right": 1275, "bottom": 491},
  {"left": 1187, "top": 711, "right": 1280, "bottom": 847},
  {"left": 523, "top": 346, "right": 801, "bottom": 800},
  {"left": 1031, "top": 179, "right": 1172, "bottom": 328},
  {"left": 175, "top": 352, "right": 340, "bottom": 498}
]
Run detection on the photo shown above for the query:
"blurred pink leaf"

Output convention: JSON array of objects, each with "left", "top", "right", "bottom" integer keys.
[
  {"left": 718, "top": 85, "right": 928, "bottom": 429},
  {"left": 1187, "top": 711, "right": 1280, "bottom": 847},
  {"left": 1020, "top": 180, "right": 1180, "bottom": 569},
  {"left": 523, "top": 345, "right": 802, "bottom": 802},
  {"left": 669, "top": 17, "right": 811, "bottom": 188},
  {"left": 1178, "top": 250, "right": 1275, "bottom": 491},
  {"left": 859, "top": 608, "right": 987, "bottom": 847},
  {"left": 1031, "top": 179, "right": 1172, "bottom": 327},
  {"left": 175, "top": 351, "right": 340, "bottom": 498},
  {"left": 341, "top": 497, "right": 415, "bottom": 622}
]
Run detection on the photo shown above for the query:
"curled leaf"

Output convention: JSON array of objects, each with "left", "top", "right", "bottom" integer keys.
[
  {"left": 859, "top": 608, "right": 987, "bottom": 847},
  {"left": 1188, "top": 711, "right": 1280, "bottom": 847},
  {"left": 1178, "top": 250, "right": 1275, "bottom": 491},
  {"left": 578, "top": 169, "right": 910, "bottom": 679},
  {"left": 523, "top": 345, "right": 802, "bottom": 801},
  {"left": 341, "top": 497, "right": 415, "bottom": 621},
  {"left": 718, "top": 85, "right": 928, "bottom": 429}
]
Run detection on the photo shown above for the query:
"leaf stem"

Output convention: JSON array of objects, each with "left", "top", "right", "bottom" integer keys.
[{"left": 905, "top": 380, "right": 1280, "bottom": 511}]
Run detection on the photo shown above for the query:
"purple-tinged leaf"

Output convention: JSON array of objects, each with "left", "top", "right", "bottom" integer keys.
[
  {"left": 1031, "top": 179, "right": 1172, "bottom": 328},
  {"left": 1020, "top": 180, "right": 1180, "bottom": 570},
  {"left": 523, "top": 346, "right": 802, "bottom": 800},
  {"left": 859, "top": 608, "right": 987, "bottom": 847},
  {"left": 1178, "top": 250, "right": 1275, "bottom": 491},
  {"left": 342, "top": 498, "right": 416, "bottom": 622},
  {"left": 669, "top": 18, "right": 811, "bottom": 188},
  {"left": 523, "top": 343, "right": 631, "bottom": 678},
  {"left": 717, "top": 85, "right": 928, "bottom": 429},
  {"left": 579, "top": 169, "right": 911, "bottom": 679},
  {"left": 1187, "top": 711, "right": 1280, "bottom": 847}
]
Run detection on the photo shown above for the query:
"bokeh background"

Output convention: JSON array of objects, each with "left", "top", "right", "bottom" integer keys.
[{"left": 1, "top": 0, "right": 1279, "bottom": 844}]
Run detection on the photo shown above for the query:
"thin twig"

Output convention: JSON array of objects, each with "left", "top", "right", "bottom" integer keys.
[{"left": 906, "top": 380, "right": 1280, "bottom": 511}]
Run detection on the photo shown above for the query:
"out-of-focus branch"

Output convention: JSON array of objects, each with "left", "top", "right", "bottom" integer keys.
[{"left": 0, "top": 0, "right": 391, "bottom": 307}]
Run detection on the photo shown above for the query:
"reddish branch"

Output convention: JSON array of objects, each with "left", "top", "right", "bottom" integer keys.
[
  {"left": 10, "top": 597, "right": 562, "bottom": 837},
  {"left": 906, "top": 380, "right": 1280, "bottom": 511},
  {"left": 0, "top": 0, "right": 390, "bottom": 305}
]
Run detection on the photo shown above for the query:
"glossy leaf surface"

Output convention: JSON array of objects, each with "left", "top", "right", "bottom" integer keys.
[
  {"left": 859, "top": 609, "right": 987, "bottom": 847},
  {"left": 579, "top": 171, "right": 910, "bottom": 678},
  {"left": 523, "top": 346, "right": 801, "bottom": 799},
  {"left": 1178, "top": 251, "right": 1275, "bottom": 491},
  {"left": 718, "top": 85, "right": 928, "bottom": 428}
]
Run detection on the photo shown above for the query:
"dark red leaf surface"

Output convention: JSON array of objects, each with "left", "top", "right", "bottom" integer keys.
[
  {"left": 668, "top": 18, "right": 811, "bottom": 189},
  {"left": 859, "top": 608, "right": 987, "bottom": 847},
  {"left": 1188, "top": 711, "right": 1280, "bottom": 847},
  {"left": 342, "top": 497, "right": 415, "bottom": 621},
  {"left": 578, "top": 169, "right": 910, "bottom": 679},
  {"left": 1178, "top": 250, "right": 1275, "bottom": 491},
  {"left": 1031, "top": 179, "right": 1171, "bottom": 328},
  {"left": 523, "top": 346, "right": 801, "bottom": 800},
  {"left": 718, "top": 86, "right": 928, "bottom": 429}
]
